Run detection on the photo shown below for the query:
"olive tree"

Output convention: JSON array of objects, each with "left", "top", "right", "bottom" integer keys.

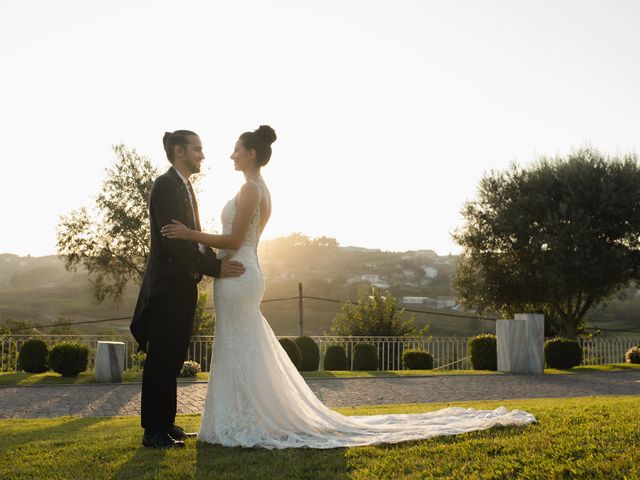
[
  {"left": 453, "top": 148, "right": 640, "bottom": 337},
  {"left": 57, "top": 144, "right": 158, "bottom": 303}
]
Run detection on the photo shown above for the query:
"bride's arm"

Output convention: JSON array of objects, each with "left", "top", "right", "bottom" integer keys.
[{"left": 161, "top": 182, "right": 259, "bottom": 250}]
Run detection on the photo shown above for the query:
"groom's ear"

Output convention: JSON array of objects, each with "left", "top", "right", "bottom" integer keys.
[{"left": 173, "top": 144, "right": 185, "bottom": 160}]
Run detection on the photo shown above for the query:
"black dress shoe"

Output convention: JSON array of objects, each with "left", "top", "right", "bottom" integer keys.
[
  {"left": 169, "top": 424, "right": 197, "bottom": 440},
  {"left": 142, "top": 432, "right": 185, "bottom": 448}
]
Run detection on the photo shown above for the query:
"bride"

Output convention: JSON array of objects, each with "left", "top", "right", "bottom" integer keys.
[{"left": 160, "top": 125, "right": 536, "bottom": 449}]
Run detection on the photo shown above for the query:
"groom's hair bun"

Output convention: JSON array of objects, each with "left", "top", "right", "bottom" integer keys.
[
  {"left": 163, "top": 130, "right": 198, "bottom": 164},
  {"left": 239, "top": 125, "right": 277, "bottom": 167}
]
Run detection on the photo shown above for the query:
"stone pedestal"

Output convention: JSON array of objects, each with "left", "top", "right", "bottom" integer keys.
[
  {"left": 95, "top": 341, "right": 125, "bottom": 383},
  {"left": 497, "top": 314, "right": 544, "bottom": 374}
]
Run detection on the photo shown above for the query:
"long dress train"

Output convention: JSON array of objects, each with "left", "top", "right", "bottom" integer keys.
[{"left": 198, "top": 178, "right": 536, "bottom": 448}]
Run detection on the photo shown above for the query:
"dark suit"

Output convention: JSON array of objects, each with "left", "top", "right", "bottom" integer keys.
[{"left": 131, "top": 167, "right": 221, "bottom": 434}]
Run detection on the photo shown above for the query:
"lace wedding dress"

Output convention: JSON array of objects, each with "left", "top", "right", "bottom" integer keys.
[{"left": 198, "top": 177, "right": 536, "bottom": 449}]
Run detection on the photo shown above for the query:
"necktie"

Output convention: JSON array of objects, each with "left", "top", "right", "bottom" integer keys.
[
  {"left": 186, "top": 181, "right": 205, "bottom": 254},
  {"left": 186, "top": 181, "right": 201, "bottom": 232}
]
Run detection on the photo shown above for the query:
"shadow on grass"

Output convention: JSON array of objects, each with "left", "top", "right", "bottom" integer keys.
[
  {"left": 195, "top": 440, "right": 349, "bottom": 480},
  {"left": 2, "top": 416, "right": 112, "bottom": 451},
  {"left": 545, "top": 363, "right": 640, "bottom": 375},
  {"left": 0, "top": 371, "right": 96, "bottom": 387},
  {"left": 0, "top": 371, "right": 210, "bottom": 388},
  {"left": 0, "top": 372, "right": 30, "bottom": 386},
  {"left": 115, "top": 442, "right": 169, "bottom": 479}
]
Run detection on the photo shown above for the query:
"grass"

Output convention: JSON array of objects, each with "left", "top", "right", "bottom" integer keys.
[
  {"left": 544, "top": 362, "right": 640, "bottom": 374},
  {"left": 1, "top": 363, "right": 638, "bottom": 387},
  {"left": 0, "top": 371, "right": 209, "bottom": 387},
  {"left": 1, "top": 396, "right": 639, "bottom": 479}
]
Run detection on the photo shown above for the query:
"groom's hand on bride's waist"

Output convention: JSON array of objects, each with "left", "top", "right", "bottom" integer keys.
[{"left": 220, "top": 258, "right": 245, "bottom": 277}]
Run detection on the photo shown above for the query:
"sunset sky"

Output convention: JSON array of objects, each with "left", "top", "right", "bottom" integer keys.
[{"left": 1, "top": 0, "right": 639, "bottom": 257}]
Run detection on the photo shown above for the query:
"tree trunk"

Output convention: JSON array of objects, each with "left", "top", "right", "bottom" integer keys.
[{"left": 563, "top": 323, "right": 577, "bottom": 339}]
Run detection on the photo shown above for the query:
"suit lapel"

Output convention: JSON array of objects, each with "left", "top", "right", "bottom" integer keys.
[{"left": 167, "top": 168, "right": 197, "bottom": 230}]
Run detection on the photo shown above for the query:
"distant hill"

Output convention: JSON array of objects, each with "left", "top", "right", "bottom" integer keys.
[
  {"left": 1, "top": 236, "right": 639, "bottom": 336},
  {"left": 0, "top": 242, "right": 472, "bottom": 336}
]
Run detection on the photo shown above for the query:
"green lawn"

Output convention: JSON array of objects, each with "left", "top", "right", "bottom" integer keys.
[
  {"left": 1, "top": 396, "right": 639, "bottom": 479},
  {"left": 0, "top": 371, "right": 210, "bottom": 387},
  {"left": 1, "top": 363, "right": 638, "bottom": 387}
]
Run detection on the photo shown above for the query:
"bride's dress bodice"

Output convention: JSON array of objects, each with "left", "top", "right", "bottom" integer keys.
[
  {"left": 198, "top": 177, "right": 536, "bottom": 449},
  {"left": 217, "top": 176, "right": 268, "bottom": 263}
]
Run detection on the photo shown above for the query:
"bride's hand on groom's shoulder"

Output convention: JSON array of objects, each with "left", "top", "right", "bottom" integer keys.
[
  {"left": 161, "top": 220, "right": 193, "bottom": 240},
  {"left": 220, "top": 257, "right": 245, "bottom": 278}
]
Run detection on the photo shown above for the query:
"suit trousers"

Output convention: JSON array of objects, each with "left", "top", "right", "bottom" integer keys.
[{"left": 141, "top": 281, "right": 198, "bottom": 433}]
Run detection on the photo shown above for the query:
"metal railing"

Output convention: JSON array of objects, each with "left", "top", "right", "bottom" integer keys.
[
  {"left": 0, "top": 335, "right": 139, "bottom": 373},
  {"left": 0, "top": 334, "right": 470, "bottom": 373},
  {"left": 578, "top": 336, "right": 640, "bottom": 365},
  {"left": 308, "top": 336, "right": 470, "bottom": 371},
  {"left": 1, "top": 334, "right": 638, "bottom": 373}
]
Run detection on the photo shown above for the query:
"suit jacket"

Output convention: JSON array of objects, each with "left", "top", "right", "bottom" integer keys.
[{"left": 131, "top": 167, "right": 221, "bottom": 351}]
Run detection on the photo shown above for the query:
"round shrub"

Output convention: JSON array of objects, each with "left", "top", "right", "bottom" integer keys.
[
  {"left": 544, "top": 337, "right": 582, "bottom": 369},
  {"left": 279, "top": 338, "right": 302, "bottom": 370},
  {"left": 130, "top": 351, "right": 146, "bottom": 372},
  {"left": 626, "top": 346, "right": 640, "bottom": 364},
  {"left": 402, "top": 349, "right": 433, "bottom": 370},
  {"left": 323, "top": 345, "right": 347, "bottom": 370},
  {"left": 353, "top": 343, "right": 378, "bottom": 371},
  {"left": 48, "top": 342, "right": 90, "bottom": 377},
  {"left": 179, "top": 360, "right": 201, "bottom": 377},
  {"left": 294, "top": 336, "right": 320, "bottom": 371},
  {"left": 17, "top": 338, "right": 49, "bottom": 373},
  {"left": 469, "top": 334, "right": 497, "bottom": 371}
]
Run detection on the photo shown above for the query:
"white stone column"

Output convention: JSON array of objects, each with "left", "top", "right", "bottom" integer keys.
[
  {"left": 95, "top": 341, "right": 125, "bottom": 383},
  {"left": 496, "top": 314, "right": 544, "bottom": 374}
]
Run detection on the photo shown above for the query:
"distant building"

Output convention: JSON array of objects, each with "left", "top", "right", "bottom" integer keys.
[
  {"left": 400, "top": 296, "right": 456, "bottom": 309},
  {"left": 423, "top": 267, "right": 438, "bottom": 278},
  {"left": 400, "top": 296, "right": 428, "bottom": 305},
  {"left": 347, "top": 274, "right": 391, "bottom": 289}
]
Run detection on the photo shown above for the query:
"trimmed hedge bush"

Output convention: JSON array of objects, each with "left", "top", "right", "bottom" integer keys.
[
  {"left": 353, "top": 343, "right": 378, "bottom": 371},
  {"left": 294, "top": 336, "right": 320, "bottom": 371},
  {"left": 469, "top": 334, "right": 497, "bottom": 371},
  {"left": 179, "top": 360, "right": 201, "bottom": 377},
  {"left": 17, "top": 339, "right": 49, "bottom": 373},
  {"left": 402, "top": 349, "right": 433, "bottom": 370},
  {"left": 626, "top": 346, "right": 640, "bottom": 364},
  {"left": 323, "top": 345, "right": 347, "bottom": 370},
  {"left": 48, "top": 342, "right": 90, "bottom": 377},
  {"left": 279, "top": 338, "right": 302, "bottom": 370},
  {"left": 544, "top": 337, "right": 582, "bottom": 369}
]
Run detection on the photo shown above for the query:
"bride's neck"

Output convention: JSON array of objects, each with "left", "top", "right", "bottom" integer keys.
[{"left": 243, "top": 168, "right": 262, "bottom": 182}]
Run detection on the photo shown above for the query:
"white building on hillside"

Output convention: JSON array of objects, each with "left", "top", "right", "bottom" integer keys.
[
  {"left": 423, "top": 267, "right": 438, "bottom": 278},
  {"left": 348, "top": 274, "right": 391, "bottom": 289}
]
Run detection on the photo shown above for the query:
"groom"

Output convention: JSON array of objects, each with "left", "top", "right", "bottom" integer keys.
[{"left": 131, "top": 130, "right": 245, "bottom": 448}]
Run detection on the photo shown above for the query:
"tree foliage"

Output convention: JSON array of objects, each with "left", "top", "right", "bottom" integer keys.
[
  {"left": 56, "top": 144, "right": 158, "bottom": 304},
  {"left": 0, "top": 318, "right": 36, "bottom": 335},
  {"left": 193, "top": 291, "right": 215, "bottom": 335},
  {"left": 453, "top": 148, "right": 640, "bottom": 337},
  {"left": 46, "top": 318, "right": 80, "bottom": 335},
  {"left": 331, "top": 287, "right": 427, "bottom": 336}
]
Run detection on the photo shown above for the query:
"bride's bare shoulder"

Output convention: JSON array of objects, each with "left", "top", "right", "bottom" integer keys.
[{"left": 240, "top": 180, "right": 259, "bottom": 192}]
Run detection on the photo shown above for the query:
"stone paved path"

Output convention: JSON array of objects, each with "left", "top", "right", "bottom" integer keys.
[{"left": 1, "top": 371, "right": 639, "bottom": 419}]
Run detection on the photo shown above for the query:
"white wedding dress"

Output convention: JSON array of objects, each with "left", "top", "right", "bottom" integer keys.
[{"left": 198, "top": 177, "right": 536, "bottom": 449}]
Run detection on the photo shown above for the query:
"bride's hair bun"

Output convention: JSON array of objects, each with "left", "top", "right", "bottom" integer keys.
[
  {"left": 254, "top": 125, "right": 277, "bottom": 146},
  {"left": 239, "top": 124, "right": 277, "bottom": 167}
]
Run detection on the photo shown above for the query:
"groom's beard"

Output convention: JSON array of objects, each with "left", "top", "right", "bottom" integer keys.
[{"left": 187, "top": 159, "right": 201, "bottom": 174}]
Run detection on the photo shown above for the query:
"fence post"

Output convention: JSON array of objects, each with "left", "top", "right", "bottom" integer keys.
[{"left": 298, "top": 282, "right": 304, "bottom": 336}]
